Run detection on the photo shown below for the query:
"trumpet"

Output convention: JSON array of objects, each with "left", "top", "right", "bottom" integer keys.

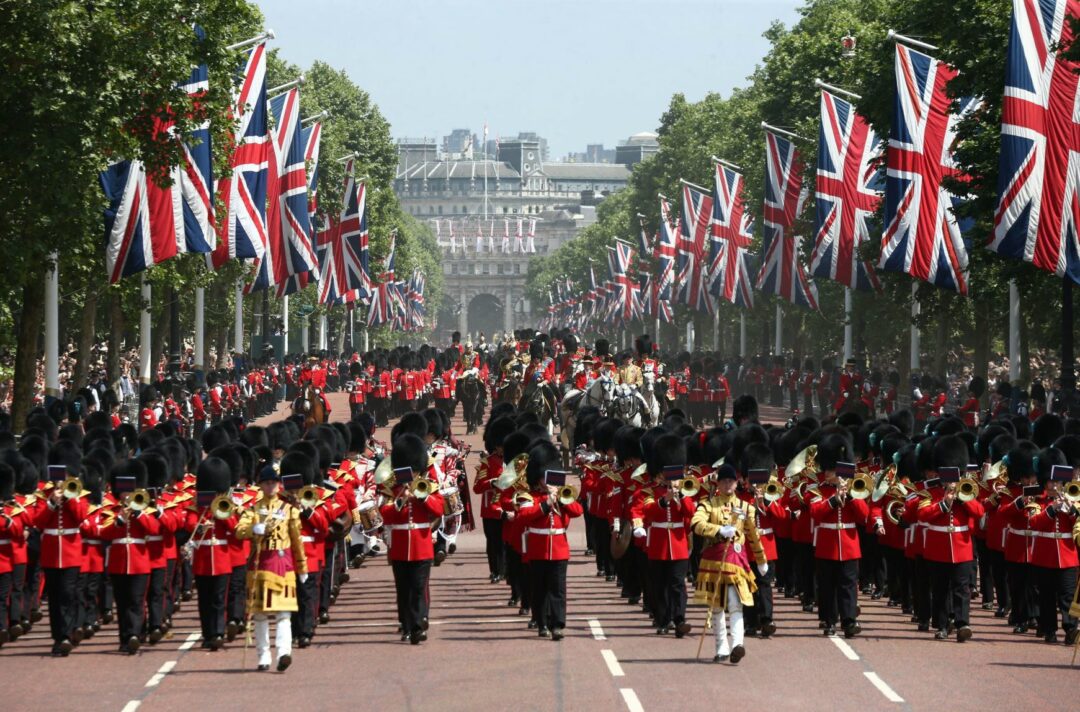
[
  {"left": 410, "top": 478, "right": 435, "bottom": 500},
  {"left": 957, "top": 477, "right": 980, "bottom": 503},
  {"left": 762, "top": 478, "right": 784, "bottom": 503},
  {"left": 849, "top": 473, "right": 873, "bottom": 500},
  {"left": 677, "top": 477, "right": 701, "bottom": 499},
  {"left": 126, "top": 488, "right": 152, "bottom": 511},
  {"left": 1065, "top": 481, "right": 1080, "bottom": 503},
  {"left": 298, "top": 486, "right": 320, "bottom": 509},
  {"left": 210, "top": 494, "right": 236, "bottom": 520},
  {"left": 61, "top": 475, "right": 83, "bottom": 499},
  {"left": 557, "top": 484, "right": 579, "bottom": 506}
]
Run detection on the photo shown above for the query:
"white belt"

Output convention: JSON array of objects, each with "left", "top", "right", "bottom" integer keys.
[
  {"left": 758, "top": 528, "right": 774, "bottom": 536},
  {"left": 44, "top": 528, "right": 79, "bottom": 536},
  {"left": 649, "top": 522, "right": 684, "bottom": 530},
  {"left": 301, "top": 536, "right": 315, "bottom": 543},
  {"left": 925, "top": 524, "right": 969, "bottom": 533},
  {"left": 1007, "top": 527, "right": 1031, "bottom": 537},
  {"left": 116, "top": 537, "right": 146, "bottom": 545},
  {"left": 386, "top": 523, "right": 428, "bottom": 531},
  {"left": 146, "top": 536, "right": 163, "bottom": 542},
  {"left": 816, "top": 522, "right": 856, "bottom": 530},
  {"left": 1029, "top": 531, "right": 1072, "bottom": 540},
  {"left": 527, "top": 528, "right": 567, "bottom": 536},
  {"left": 82, "top": 539, "right": 103, "bottom": 546},
  {"left": 0, "top": 539, "right": 10, "bottom": 545},
  {"left": 196, "top": 538, "right": 227, "bottom": 547}
]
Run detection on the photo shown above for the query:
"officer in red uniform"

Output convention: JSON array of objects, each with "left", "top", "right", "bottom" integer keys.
[
  {"left": 1028, "top": 453, "right": 1079, "bottom": 644},
  {"left": 801, "top": 358, "right": 817, "bottom": 416},
  {"left": 957, "top": 377, "right": 985, "bottom": 431},
  {"left": 740, "top": 443, "right": 787, "bottom": 637},
  {"left": 380, "top": 433, "right": 445, "bottom": 645},
  {"left": 473, "top": 418, "right": 515, "bottom": 582}
]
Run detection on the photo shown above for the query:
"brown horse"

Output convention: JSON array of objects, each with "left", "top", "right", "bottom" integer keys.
[{"left": 294, "top": 383, "right": 327, "bottom": 430}]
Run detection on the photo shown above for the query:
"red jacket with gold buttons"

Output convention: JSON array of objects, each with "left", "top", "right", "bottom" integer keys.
[
  {"left": 517, "top": 492, "right": 582, "bottom": 562},
  {"left": 100, "top": 507, "right": 162, "bottom": 575},
  {"left": 34, "top": 495, "right": 89, "bottom": 569},
  {"left": 641, "top": 485, "right": 694, "bottom": 560},
  {"left": 808, "top": 483, "right": 869, "bottom": 561},
  {"left": 917, "top": 493, "right": 983, "bottom": 564},
  {"left": 1027, "top": 498, "right": 1079, "bottom": 569},
  {"left": 380, "top": 491, "right": 444, "bottom": 562}
]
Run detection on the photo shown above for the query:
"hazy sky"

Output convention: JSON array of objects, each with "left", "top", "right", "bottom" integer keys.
[{"left": 254, "top": 0, "right": 804, "bottom": 157}]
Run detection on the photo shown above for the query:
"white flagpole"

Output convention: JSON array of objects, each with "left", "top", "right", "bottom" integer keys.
[
  {"left": 712, "top": 309, "right": 720, "bottom": 351},
  {"left": 775, "top": 303, "right": 783, "bottom": 355},
  {"left": 194, "top": 286, "right": 206, "bottom": 376},
  {"left": 910, "top": 282, "right": 920, "bottom": 371},
  {"left": 44, "top": 252, "right": 60, "bottom": 398},
  {"left": 233, "top": 282, "right": 244, "bottom": 354},
  {"left": 686, "top": 320, "right": 695, "bottom": 352},
  {"left": 281, "top": 294, "right": 289, "bottom": 357},
  {"left": 740, "top": 313, "right": 747, "bottom": 358},
  {"left": 843, "top": 287, "right": 853, "bottom": 361},
  {"left": 1009, "top": 280, "right": 1021, "bottom": 381},
  {"left": 301, "top": 318, "right": 309, "bottom": 353},
  {"left": 140, "top": 276, "right": 153, "bottom": 385}
]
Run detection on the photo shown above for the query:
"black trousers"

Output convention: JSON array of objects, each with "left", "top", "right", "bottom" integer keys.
[
  {"left": 748, "top": 560, "right": 776, "bottom": 628},
  {"left": 927, "top": 559, "right": 971, "bottom": 630},
  {"left": 815, "top": 558, "right": 859, "bottom": 626},
  {"left": 504, "top": 545, "right": 530, "bottom": 608},
  {"left": 859, "top": 533, "right": 885, "bottom": 590},
  {"left": 590, "top": 516, "right": 613, "bottom": 576},
  {"left": 77, "top": 571, "right": 105, "bottom": 630},
  {"left": 146, "top": 566, "right": 167, "bottom": 632},
  {"left": 795, "top": 542, "right": 815, "bottom": 606},
  {"left": 391, "top": 559, "right": 432, "bottom": 635},
  {"left": 583, "top": 512, "right": 596, "bottom": 552},
  {"left": 986, "top": 547, "right": 1009, "bottom": 610},
  {"left": 975, "top": 539, "right": 994, "bottom": 602},
  {"left": 10, "top": 563, "right": 27, "bottom": 625},
  {"left": 110, "top": 573, "right": 149, "bottom": 643},
  {"left": 649, "top": 558, "right": 688, "bottom": 628},
  {"left": 195, "top": 574, "right": 228, "bottom": 640},
  {"left": 294, "top": 568, "right": 319, "bottom": 638},
  {"left": 0, "top": 571, "right": 10, "bottom": 632},
  {"left": 1034, "top": 565, "right": 1077, "bottom": 635},
  {"left": 883, "top": 546, "right": 908, "bottom": 607},
  {"left": 320, "top": 544, "right": 337, "bottom": 612},
  {"left": 44, "top": 566, "right": 80, "bottom": 642},
  {"left": 163, "top": 559, "right": 177, "bottom": 620},
  {"left": 911, "top": 556, "right": 932, "bottom": 625},
  {"left": 1006, "top": 560, "right": 1038, "bottom": 624},
  {"left": 623, "top": 545, "right": 647, "bottom": 603},
  {"left": 482, "top": 518, "right": 504, "bottom": 576},
  {"left": 530, "top": 560, "right": 568, "bottom": 631},
  {"left": 227, "top": 565, "right": 247, "bottom": 623},
  {"left": 776, "top": 538, "right": 796, "bottom": 594}
]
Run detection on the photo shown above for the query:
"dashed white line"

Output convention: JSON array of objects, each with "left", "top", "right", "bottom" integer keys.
[
  {"left": 620, "top": 688, "right": 644, "bottom": 712},
  {"left": 829, "top": 635, "right": 860, "bottom": 661},
  {"left": 121, "top": 702, "right": 141, "bottom": 712},
  {"left": 144, "top": 660, "right": 177, "bottom": 688},
  {"left": 601, "top": 649, "right": 625, "bottom": 677},
  {"left": 178, "top": 632, "right": 200, "bottom": 650},
  {"left": 588, "top": 618, "right": 606, "bottom": 640},
  {"left": 864, "top": 672, "right": 905, "bottom": 703}
]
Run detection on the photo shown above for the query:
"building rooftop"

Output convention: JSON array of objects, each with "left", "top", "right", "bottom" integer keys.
[
  {"left": 540, "top": 163, "right": 631, "bottom": 181},
  {"left": 397, "top": 160, "right": 521, "bottom": 181}
]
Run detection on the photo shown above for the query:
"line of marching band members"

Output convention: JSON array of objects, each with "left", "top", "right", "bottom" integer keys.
[{"left": 471, "top": 390, "right": 1080, "bottom": 663}]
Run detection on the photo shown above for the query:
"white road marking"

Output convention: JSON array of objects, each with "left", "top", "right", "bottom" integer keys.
[
  {"left": 864, "top": 672, "right": 904, "bottom": 703},
  {"left": 144, "top": 660, "right": 177, "bottom": 688},
  {"left": 178, "top": 632, "right": 200, "bottom": 650},
  {"left": 620, "top": 688, "right": 644, "bottom": 712},
  {"left": 589, "top": 618, "right": 606, "bottom": 640},
  {"left": 121, "top": 702, "right": 141, "bottom": 712},
  {"left": 601, "top": 649, "right": 625, "bottom": 677},
  {"left": 829, "top": 636, "right": 860, "bottom": 660}
]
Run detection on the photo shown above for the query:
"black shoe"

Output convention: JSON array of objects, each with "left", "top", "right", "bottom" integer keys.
[
  {"left": 277, "top": 654, "right": 292, "bottom": 672},
  {"left": 350, "top": 555, "right": 365, "bottom": 568},
  {"left": 538, "top": 627, "right": 550, "bottom": 638},
  {"left": 448, "top": 543, "right": 457, "bottom": 555},
  {"left": 1065, "top": 628, "right": 1079, "bottom": 646},
  {"left": 675, "top": 622, "right": 692, "bottom": 638},
  {"left": 508, "top": 597, "right": 519, "bottom": 607},
  {"left": 1044, "top": 632, "right": 1058, "bottom": 644},
  {"left": 823, "top": 626, "right": 836, "bottom": 636},
  {"left": 257, "top": 664, "right": 270, "bottom": 672},
  {"left": 70, "top": 627, "right": 84, "bottom": 645},
  {"left": 981, "top": 601, "right": 996, "bottom": 610},
  {"left": 901, "top": 605, "right": 912, "bottom": 615},
  {"left": 729, "top": 644, "right": 746, "bottom": 664},
  {"left": 417, "top": 629, "right": 427, "bottom": 642},
  {"left": 871, "top": 590, "right": 884, "bottom": 600},
  {"left": 409, "top": 631, "right": 422, "bottom": 645},
  {"left": 10, "top": 622, "right": 24, "bottom": 639},
  {"left": 713, "top": 654, "right": 728, "bottom": 663},
  {"left": 181, "top": 590, "right": 193, "bottom": 602},
  {"left": 934, "top": 629, "right": 949, "bottom": 640},
  {"left": 31, "top": 609, "right": 43, "bottom": 623},
  {"left": 50, "top": 643, "right": 67, "bottom": 658},
  {"left": 59, "top": 638, "right": 75, "bottom": 656},
  {"left": 917, "top": 623, "right": 930, "bottom": 632},
  {"left": 551, "top": 628, "right": 565, "bottom": 641},
  {"left": 226, "top": 620, "right": 239, "bottom": 642},
  {"left": 994, "top": 606, "right": 1007, "bottom": 618},
  {"left": 628, "top": 596, "right": 640, "bottom": 605},
  {"left": 208, "top": 635, "right": 224, "bottom": 651},
  {"left": 148, "top": 628, "right": 163, "bottom": 644},
  {"left": 801, "top": 603, "right": 815, "bottom": 613},
  {"left": 319, "top": 612, "right": 330, "bottom": 625},
  {"left": 434, "top": 551, "right": 447, "bottom": 567},
  {"left": 400, "top": 631, "right": 409, "bottom": 641},
  {"left": 420, "top": 617, "right": 429, "bottom": 631},
  {"left": 844, "top": 622, "right": 861, "bottom": 639},
  {"left": 518, "top": 606, "right": 528, "bottom": 616},
  {"left": 957, "top": 626, "right": 973, "bottom": 643},
  {"left": 605, "top": 575, "right": 615, "bottom": 582},
  {"left": 126, "top": 636, "right": 141, "bottom": 654},
  {"left": 596, "top": 571, "right": 605, "bottom": 577},
  {"left": 1013, "top": 624, "right": 1028, "bottom": 634},
  {"left": 584, "top": 549, "right": 595, "bottom": 556},
  {"left": 761, "top": 621, "right": 777, "bottom": 637},
  {"left": 527, "top": 619, "right": 538, "bottom": 630},
  {"left": 297, "top": 636, "right": 311, "bottom": 649}
]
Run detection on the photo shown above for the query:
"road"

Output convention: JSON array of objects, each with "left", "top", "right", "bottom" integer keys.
[{"left": 1, "top": 392, "right": 1076, "bottom": 712}]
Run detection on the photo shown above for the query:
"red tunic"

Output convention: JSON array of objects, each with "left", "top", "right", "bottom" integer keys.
[
  {"left": 380, "top": 492, "right": 445, "bottom": 562},
  {"left": 517, "top": 493, "right": 583, "bottom": 562},
  {"left": 808, "top": 483, "right": 869, "bottom": 561}
]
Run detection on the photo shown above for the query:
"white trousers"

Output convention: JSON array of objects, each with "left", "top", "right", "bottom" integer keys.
[
  {"left": 254, "top": 612, "right": 292, "bottom": 667},
  {"left": 713, "top": 586, "right": 744, "bottom": 656}
]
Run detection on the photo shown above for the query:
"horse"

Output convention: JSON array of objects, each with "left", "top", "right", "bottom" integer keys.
[
  {"left": 293, "top": 383, "right": 327, "bottom": 430},
  {"left": 612, "top": 383, "right": 650, "bottom": 428},
  {"left": 456, "top": 370, "right": 485, "bottom": 434},
  {"left": 558, "top": 376, "right": 616, "bottom": 455},
  {"left": 640, "top": 372, "right": 663, "bottom": 425},
  {"left": 518, "top": 380, "right": 557, "bottom": 436},
  {"left": 495, "top": 372, "right": 523, "bottom": 406}
]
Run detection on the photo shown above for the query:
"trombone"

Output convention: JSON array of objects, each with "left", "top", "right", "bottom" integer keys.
[
  {"left": 557, "top": 484, "right": 579, "bottom": 506},
  {"left": 956, "top": 476, "right": 980, "bottom": 503},
  {"left": 409, "top": 478, "right": 436, "bottom": 500},
  {"left": 849, "top": 473, "right": 874, "bottom": 500},
  {"left": 61, "top": 475, "right": 83, "bottom": 500},
  {"left": 677, "top": 477, "right": 701, "bottom": 499},
  {"left": 298, "top": 486, "right": 320, "bottom": 509}
]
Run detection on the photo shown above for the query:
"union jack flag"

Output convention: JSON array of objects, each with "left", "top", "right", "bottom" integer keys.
[
  {"left": 756, "top": 131, "right": 819, "bottom": 309},
  {"left": 638, "top": 214, "right": 653, "bottom": 257},
  {"left": 880, "top": 44, "right": 974, "bottom": 294},
  {"left": 405, "top": 271, "right": 426, "bottom": 331},
  {"left": 208, "top": 42, "right": 268, "bottom": 269},
  {"left": 990, "top": 0, "right": 1080, "bottom": 283},
  {"left": 514, "top": 219, "right": 525, "bottom": 252},
  {"left": 339, "top": 159, "right": 373, "bottom": 300},
  {"left": 716, "top": 245, "right": 756, "bottom": 308},
  {"left": 248, "top": 87, "right": 317, "bottom": 293},
  {"left": 676, "top": 182, "right": 715, "bottom": 313},
  {"left": 276, "top": 120, "right": 324, "bottom": 298},
  {"left": 607, "top": 241, "right": 641, "bottom": 323},
  {"left": 708, "top": 162, "right": 755, "bottom": 300},
  {"left": 366, "top": 281, "right": 392, "bottom": 327},
  {"left": 315, "top": 225, "right": 343, "bottom": 305},
  {"left": 101, "top": 34, "right": 216, "bottom": 284},
  {"left": 656, "top": 196, "right": 678, "bottom": 301},
  {"left": 810, "top": 90, "right": 883, "bottom": 292},
  {"left": 526, "top": 218, "right": 537, "bottom": 253},
  {"left": 638, "top": 271, "right": 653, "bottom": 316}
]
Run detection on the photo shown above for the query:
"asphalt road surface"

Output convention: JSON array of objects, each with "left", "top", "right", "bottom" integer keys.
[{"left": 2, "top": 393, "right": 1076, "bottom": 712}]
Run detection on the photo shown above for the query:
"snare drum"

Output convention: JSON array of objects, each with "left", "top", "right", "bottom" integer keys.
[
  {"left": 441, "top": 486, "right": 464, "bottom": 516},
  {"left": 357, "top": 500, "right": 383, "bottom": 531}
]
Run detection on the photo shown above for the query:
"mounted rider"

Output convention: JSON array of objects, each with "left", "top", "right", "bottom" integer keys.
[{"left": 522, "top": 337, "right": 558, "bottom": 415}]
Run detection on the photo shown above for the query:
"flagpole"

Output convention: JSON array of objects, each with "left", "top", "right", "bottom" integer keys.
[
  {"left": 349, "top": 308, "right": 355, "bottom": 351},
  {"left": 775, "top": 303, "right": 783, "bottom": 355},
  {"left": 233, "top": 281, "right": 243, "bottom": 355},
  {"left": 712, "top": 309, "right": 720, "bottom": 351},
  {"left": 44, "top": 252, "right": 59, "bottom": 399},
  {"left": 910, "top": 282, "right": 920, "bottom": 372},
  {"left": 1008, "top": 280, "right": 1020, "bottom": 382},
  {"left": 655, "top": 314, "right": 661, "bottom": 354},
  {"left": 319, "top": 314, "right": 328, "bottom": 351},
  {"left": 843, "top": 287, "right": 853, "bottom": 361},
  {"left": 140, "top": 276, "right": 153, "bottom": 385},
  {"left": 281, "top": 295, "right": 289, "bottom": 357},
  {"left": 740, "top": 313, "right": 746, "bottom": 358},
  {"left": 301, "top": 317, "right": 309, "bottom": 353},
  {"left": 194, "top": 286, "right": 205, "bottom": 382}
]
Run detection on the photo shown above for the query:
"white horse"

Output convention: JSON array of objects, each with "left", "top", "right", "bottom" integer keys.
[
  {"left": 559, "top": 375, "right": 616, "bottom": 454},
  {"left": 612, "top": 383, "right": 652, "bottom": 427},
  {"left": 639, "top": 372, "right": 662, "bottom": 426}
]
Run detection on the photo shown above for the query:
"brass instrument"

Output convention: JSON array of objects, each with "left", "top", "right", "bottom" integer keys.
[
  {"left": 126, "top": 488, "right": 152, "bottom": 511},
  {"left": 298, "top": 486, "right": 320, "bottom": 509},
  {"left": 630, "top": 463, "right": 649, "bottom": 484},
  {"left": 514, "top": 490, "right": 534, "bottom": 507},
  {"left": 678, "top": 477, "right": 701, "bottom": 499},
  {"left": 494, "top": 468, "right": 523, "bottom": 491},
  {"left": 871, "top": 465, "right": 894, "bottom": 503},
  {"left": 410, "top": 478, "right": 435, "bottom": 500},
  {"left": 763, "top": 478, "right": 784, "bottom": 503},
  {"left": 557, "top": 484, "right": 579, "bottom": 506},
  {"left": 1065, "top": 481, "right": 1080, "bottom": 503},
  {"left": 884, "top": 498, "right": 905, "bottom": 525},
  {"left": 61, "top": 476, "right": 83, "bottom": 499},
  {"left": 210, "top": 494, "right": 236, "bottom": 520},
  {"left": 373, "top": 459, "right": 394, "bottom": 494},
  {"left": 849, "top": 473, "right": 873, "bottom": 500},
  {"left": 957, "top": 477, "right": 980, "bottom": 503}
]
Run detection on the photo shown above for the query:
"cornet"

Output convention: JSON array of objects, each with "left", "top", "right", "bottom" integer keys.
[
  {"left": 677, "top": 477, "right": 701, "bottom": 499},
  {"left": 61, "top": 476, "right": 83, "bottom": 500},
  {"left": 210, "top": 494, "right": 236, "bottom": 520},
  {"left": 126, "top": 488, "right": 152, "bottom": 511},
  {"left": 849, "top": 474, "right": 873, "bottom": 500},
  {"left": 410, "top": 478, "right": 435, "bottom": 500},
  {"left": 1065, "top": 481, "right": 1080, "bottom": 503},
  {"left": 298, "top": 486, "right": 320, "bottom": 509},
  {"left": 762, "top": 478, "right": 784, "bottom": 503},
  {"left": 957, "top": 477, "right": 980, "bottom": 503},
  {"left": 557, "top": 484, "right": 579, "bottom": 506}
]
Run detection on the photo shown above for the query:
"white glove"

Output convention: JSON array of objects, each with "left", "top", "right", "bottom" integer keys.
[
  {"left": 252, "top": 522, "right": 267, "bottom": 536},
  {"left": 632, "top": 527, "right": 647, "bottom": 539},
  {"left": 298, "top": 573, "right": 308, "bottom": 584},
  {"left": 756, "top": 562, "right": 769, "bottom": 577},
  {"left": 719, "top": 525, "right": 737, "bottom": 539}
]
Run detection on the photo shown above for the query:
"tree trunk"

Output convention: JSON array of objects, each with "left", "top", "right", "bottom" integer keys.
[
  {"left": 1020, "top": 306, "right": 1031, "bottom": 386},
  {"left": 933, "top": 314, "right": 949, "bottom": 381},
  {"left": 73, "top": 285, "right": 100, "bottom": 388},
  {"left": 11, "top": 280, "right": 44, "bottom": 432},
  {"left": 150, "top": 299, "right": 167, "bottom": 383}
]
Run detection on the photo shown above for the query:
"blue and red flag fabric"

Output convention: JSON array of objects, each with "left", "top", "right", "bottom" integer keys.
[{"left": 676, "top": 181, "right": 715, "bottom": 313}]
